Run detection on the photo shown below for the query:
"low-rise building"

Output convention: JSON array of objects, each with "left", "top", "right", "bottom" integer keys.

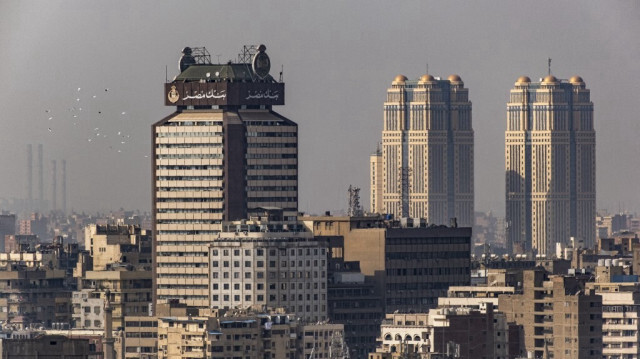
[
  {"left": 370, "top": 304, "right": 496, "bottom": 359},
  {"left": 84, "top": 224, "right": 151, "bottom": 271},
  {"left": 0, "top": 334, "right": 101, "bottom": 358}
]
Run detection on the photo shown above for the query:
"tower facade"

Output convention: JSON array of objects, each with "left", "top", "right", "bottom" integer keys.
[
  {"left": 374, "top": 74, "right": 473, "bottom": 227},
  {"left": 153, "top": 45, "right": 298, "bottom": 308},
  {"left": 505, "top": 75, "right": 595, "bottom": 255}
]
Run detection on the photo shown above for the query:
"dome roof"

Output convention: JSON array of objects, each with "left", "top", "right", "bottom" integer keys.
[
  {"left": 393, "top": 75, "right": 408, "bottom": 84},
  {"left": 569, "top": 76, "right": 584, "bottom": 84},
  {"left": 448, "top": 74, "right": 462, "bottom": 82},
  {"left": 418, "top": 74, "right": 435, "bottom": 83},
  {"left": 516, "top": 76, "right": 531, "bottom": 84},
  {"left": 542, "top": 75, "right": 558, "bottom": 84}
]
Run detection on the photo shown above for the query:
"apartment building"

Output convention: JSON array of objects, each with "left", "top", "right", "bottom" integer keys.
[
  {"left": 210, "top": 219, "right": 327, "bottom": 322},
  {"left": 499, "top": 269, "right": 602, "bottom": 359}
]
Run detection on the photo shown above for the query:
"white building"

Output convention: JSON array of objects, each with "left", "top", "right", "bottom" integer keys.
[{"left": 209, "top": 219, "right": 327, "bottom": 322}]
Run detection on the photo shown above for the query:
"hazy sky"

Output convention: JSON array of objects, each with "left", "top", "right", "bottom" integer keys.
[{"left": 1, "top": 1, "right": 639, "bottom": 216}]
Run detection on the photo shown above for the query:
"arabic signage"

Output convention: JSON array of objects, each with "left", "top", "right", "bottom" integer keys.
[{"left": 164, "top": 82, "right": 285, "bottom": 106}]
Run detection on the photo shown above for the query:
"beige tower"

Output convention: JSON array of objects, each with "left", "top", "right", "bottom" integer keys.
[
  {"left": 375, "top": 74, "right": 473, "bottom": 226},
  {"left": 153, "top": 45, "right": 298, "bottom": 308},
  {"left": 505, "top": 75, "right": 595, "bottom": 255}
]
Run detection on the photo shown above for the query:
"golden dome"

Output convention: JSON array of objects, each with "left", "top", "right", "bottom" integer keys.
[
  {"left": 569, "top": 76, "right": 584, "bottom": 84},
  {"left": 542, "top": 75, "right": 558, "bottom": 84},
  {"left": 448, "top": 74, "right": 462, "bottom": 82},
  {"left": 393, "top": 75, "right": 408, "bottom": 84},
  {"left": 516, "top": 76, "right": 531, "bottom": 84},
  {"left": 418, "top": 74, "right": 435, "bottom": 83}
]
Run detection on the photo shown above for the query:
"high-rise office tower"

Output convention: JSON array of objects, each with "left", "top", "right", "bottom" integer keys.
[
  {"left": 153, "top": 45, "right": 297, "bottom": 308},
  {"left": 505, "top": 75, "right": 595, "bottom": 255},
  {"left": 371, "top": 74, "right": 473, "bottom": 227}
]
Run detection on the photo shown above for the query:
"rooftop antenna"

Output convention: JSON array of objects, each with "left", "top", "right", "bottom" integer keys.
[
  {"left": 548, "top": 57, "right": 552, "bottom": 76},
  {"left": 215, "top": 54, "right": 222, "bottom": 64},
  {"left": 279, "top": 65, "right": 283, "bottom": 83},
  {"left": 165, "top": 65, "right": 168, "bottom": 83},
  {"left": 426, "top": 62, "right": 429, "bottom": 75}
]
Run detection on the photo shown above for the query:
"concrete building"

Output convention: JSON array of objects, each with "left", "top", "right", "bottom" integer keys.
[
  {"left": 155, "top": 302, "right": 343, "bottom": 359},
  {"left": 72, "top": 289, "right": 105, "bottom": 330},
  {"left": 371, "top": 74, "right": 473, "bottom": 227},
  {"left": 153, "top": 45, "right": 297, "bottom": 308},
  {"left": 84, "top": 224, "right": 152, "bottom": 271},
  {"left": 308, "top": 215, "right": 471, "bottom": 313},
  {"left": 3, "top": 234, "right": 38, "bottom": 252},
  {"left": 505, "top": 75, "right": 595, "bottom": 255},
  {"left": 119, "top": 316, "right": 158, "bottom": 359},
  {"left": 76, "top": 269, "right": 152, "bottom": 330},
  {"left": 586, "top": 282, "right": 640, "bottom": 358},
  {"left": 498, "top": 269, "right": 602, "bottom": 359},
  {"left": 0, "top": 213, "right": 16, "bottom": 253},
  {"left": 0, "top": 335, "right": 102, "bottom": 358},
  {"left": 328, "top": 258, "right": 383, "bottom": 359},
  {"left": 370, "top": 304, "right": 496, "bottom": 359},
  {"left": 437, "top": 285, "right": 516, "bottom": 309},
  {"left": 0, "top": 266, "right": 71, "bottom": 329},
  {"left": 208, "top": 219, "right": 327, "bottom": 322}
]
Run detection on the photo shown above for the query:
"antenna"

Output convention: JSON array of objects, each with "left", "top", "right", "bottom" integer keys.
[
  {"left": 279, "top": 65, "right": 283, "bottom": 83},
  {"left": 215, "top": 54, "right": 222, "bottom": 64},
  {"left": 426, "top": 62, "right": 429, "bottom": 75},
  {"left": 548, "top": 57, "right": 552, "bottom": 76},
  {"left": 165, "top": 65, "right": 168, "bottom": 83}
]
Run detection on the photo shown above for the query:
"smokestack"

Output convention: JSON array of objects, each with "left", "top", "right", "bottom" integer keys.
[
  {"left": 62, "top": 160, "right": 67, "bottom": 214},
  {"left": 51, "top": 160, "right": 57, "bottom": 212},
  {"left": 38, "top": 144, "right": 43, "bottom": 210},
  {"left": 27, "top": 144, "right": 33, "bottom": 209}
]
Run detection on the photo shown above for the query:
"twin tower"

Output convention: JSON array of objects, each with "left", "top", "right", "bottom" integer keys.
[{"left": 370, "top": 73, "right": 595, "bottom": 255}]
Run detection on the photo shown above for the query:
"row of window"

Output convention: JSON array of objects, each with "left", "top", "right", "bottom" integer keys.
[
  {"left": 212, "top": 248, "right": 326, "bottom": 256},
  {"left": 156, "top": 132, "right": 223, "bottom": 137},
  {"left": 157, "top": 187, "right": 223, "bottom": 192},
  {"left": 246, "top": 164, "right": 297, "bottom": 170},
  {"left": 212, "top": 259, "right": 325, "bottom": 268},
  {"left": 248, "top": 143, "right": 296, "bottom": 148},
  {"left": 164, "top": 121, "right": 223, "bottom": 126},
  {"left": 157, "top": 208, "right": 222, "bottom": 213},
  {"left": 157, "top": 176, "right": 223, "bottom": 181},
  {"left": 156, "top": 198, "right": 223, "bottom": 202},
  {"left": 156, "top": 165, "right": 223, "bottom": 170},
  {"left": 156, "top": 230, "right": 220, "bottom": 235},
  {"left": 246, "top": 153, "right": 297, "bottom": 159},
  {"left": 157, "top": 143, "right": 222, "bottom": 148},
  {"left": 156, "top": 154, "right": 223, "bottom": 159}
]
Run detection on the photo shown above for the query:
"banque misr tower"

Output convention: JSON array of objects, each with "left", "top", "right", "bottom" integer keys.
[
  {"left": 371, "top": 74, "right": 474, "bottom": 227},
  {"left": 505, "top": 75, "right": 595, "bottom": 255},
  {"left": 153, "top": 45, "right": 298, "bottom": 308}
]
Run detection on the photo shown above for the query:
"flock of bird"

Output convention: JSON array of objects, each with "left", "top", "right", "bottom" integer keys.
[{"left": 43, "top": 86, "right": 147, "bottom": 158}]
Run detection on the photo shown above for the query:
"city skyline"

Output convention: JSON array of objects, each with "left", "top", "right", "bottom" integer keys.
[{"left": 1, "top": 1, "right": 639, "bottom": 216}]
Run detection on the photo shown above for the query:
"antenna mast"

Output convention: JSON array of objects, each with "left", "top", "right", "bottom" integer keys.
[{"left": 548, "top": 58, "right": 552, "bottom": 76}]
